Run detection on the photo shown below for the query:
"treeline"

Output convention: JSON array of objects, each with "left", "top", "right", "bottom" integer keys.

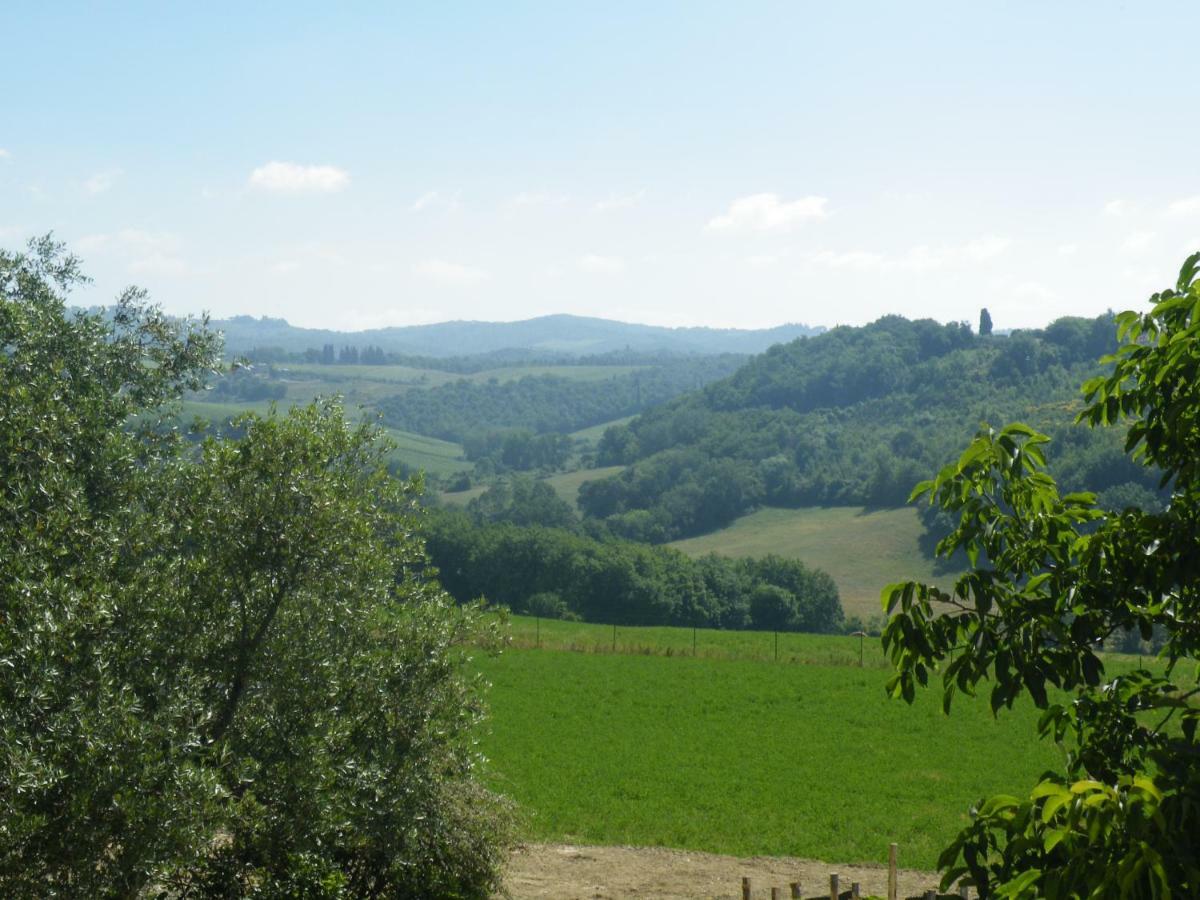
[
  {"left": 242, "top": 343, "right": 745, "bottom": 374},
  {"left": 376, "top": 354, "right": 746, "bottom": 443},
  {"left": 578, "top": 314, "right": 1165, "bottom": 542},
  {"left": 423, "top": 507, "right": 844, "bottom": 633}
]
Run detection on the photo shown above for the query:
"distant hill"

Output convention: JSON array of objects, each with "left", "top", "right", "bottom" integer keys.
[
  {"left": 574, "top": 313, "right": 1164, "bottom": 543},
  {"left": 213, "top": 313, "right": 824, "bottom": 358}
]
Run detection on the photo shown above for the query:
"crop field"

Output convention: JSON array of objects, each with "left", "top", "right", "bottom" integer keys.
[
  {"left": 669, "top": 506, "right": 966, "bottom": 620},
  {"left": 475, "top": 645, "right": 1063, "bottom": 870}
]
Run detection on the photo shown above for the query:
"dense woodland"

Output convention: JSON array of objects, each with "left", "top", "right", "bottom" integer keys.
[
  {"left": 424, "top": 505, "right": 845, "bottom": 633},
  {"left": 578, "top": 313, "right": 1164, "bottom": 541},
  {"left": 375, "top": 354, "right": 744, "bottom": 444}
]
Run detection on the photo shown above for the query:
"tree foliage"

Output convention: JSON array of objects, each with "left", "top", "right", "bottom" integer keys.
[
  {"left": 582, "top": 313, "right": 1147, "bottom": 543},
  {"left": 882, "top": 254, "right": 1200, "bottom": 898},
  {"left": 0, "top": 238, "right": 510, "bottom": 897}
]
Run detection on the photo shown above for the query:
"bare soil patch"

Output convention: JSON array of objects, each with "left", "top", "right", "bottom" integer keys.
[{"left": 500, "top": 842, "right": 940, "bottom": 899}]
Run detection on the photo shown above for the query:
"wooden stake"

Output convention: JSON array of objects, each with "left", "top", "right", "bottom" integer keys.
[
  {"left": 888, "top": 843, "right": 898, "bottom": 900},
  {"left": 790, "top": 883, "right": 802, "bottom": 899},
  {"left": 830, "top": 872, "right": 839, "bottom": 900},
  {"left": 743, "top": 876, "right": 751, "bottom": 900},
  {"left": 851, "top": 882, "right": 860, "bottom": 900},
  {"left": 773, "top": 889, "right": 781, "bottom": 900}
]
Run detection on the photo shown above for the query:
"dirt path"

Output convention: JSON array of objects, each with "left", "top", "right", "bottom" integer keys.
[{"left": 501, "top": 842, "right": 941, "bottom": 899}]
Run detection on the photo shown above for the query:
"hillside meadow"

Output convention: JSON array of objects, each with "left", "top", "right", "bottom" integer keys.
[
  {"left": 669, "top": 506, "right": 966, "bottom": 620},
  {"left": 474, "top": 641, "right": 1065, "bottom": 870}
]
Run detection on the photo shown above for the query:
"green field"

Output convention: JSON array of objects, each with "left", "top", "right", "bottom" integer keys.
[
  {"left": 542, "top": 465, "right": 626, "bottom": 507},
  {"left": 379, "top": 427, "right": 470, "bottom": 477},
  {"left": 177, "top": 400, "right": 470, "bottom": 478},
  {"left": 439, "top": 465, "right": 626, "bottom": 508},
  {"left": 476, "top": 644, "right": 1062, "bottom": 869},
  {"left": 504, "top": 614, "right": 873, "bottom": 665},
  {"left": 569, "top": 415, "right": 636, "bottom": 444},
  {"left": 669, "top": 506, "right": 965, "bottom": 621}
]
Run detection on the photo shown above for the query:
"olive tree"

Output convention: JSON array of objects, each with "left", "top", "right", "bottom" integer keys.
[
  {"left": 1, "top": 237, "right": 510, "bottom": 897},
  {"left": 883, "top": 254, "right": 1200, "bottom": 898}
]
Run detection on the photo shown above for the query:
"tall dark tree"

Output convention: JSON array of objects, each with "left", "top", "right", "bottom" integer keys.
[{"left": 979, "top": 307, "right": 994, "bottom": 336}]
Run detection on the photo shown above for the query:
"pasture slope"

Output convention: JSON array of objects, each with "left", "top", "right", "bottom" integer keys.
[
  {"left": 475, "top": 624, "right": 1066, "bottom": 872},
  {"left": 669, "top": 506, "right": 965, "bottom": 620}
]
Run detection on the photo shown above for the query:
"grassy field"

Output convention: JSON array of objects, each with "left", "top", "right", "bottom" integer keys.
[
  {"left": 503, "top": 614, "right": 874, "bottom": 666},
  {"left": 475, "top": 644, "right": 1062, "bottom": 870},
  {"left": 669, "top": 507, "right": 965, "bottom": 621},
  {"left": 177, "top": 400, "right": 471, "bottom": 477},
  {"left": 543, "top": 465, "right": 626, "bottom": 507},
  {"left": 379, "top": 427, "right": 470, "bottom": 477},
  {"left": 440, "top": 465, "right": 626, "bottom": 508},
  {"left": 570, "top": 415, "right": 636, "bottom": 444}
]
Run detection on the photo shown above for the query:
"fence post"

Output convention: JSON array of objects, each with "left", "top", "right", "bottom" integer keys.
[
  {"left": 888, "top": 843, "right": 898, "bottom": 900},
  {"left": 773, "top": 889, "right": 781, "bottom": 900},
  {"left": 790, "top": 883, "right": 801, "bottom": 899},
  {"left": 851, "top": 882, "right": 860, "bottom": 900},
  {"left": 742, "top": 876, "right": 751, "bottom": 900},
  {"left": 924, "top": 891, "right": 936, "bottom": 900},
  {"left": 830, "top": 872, "right": 839, "bottom": 900}
]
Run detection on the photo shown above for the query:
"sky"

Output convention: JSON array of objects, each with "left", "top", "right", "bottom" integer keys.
[{"left": 4, "top": 1, "right": 1200, "bottom": 332}]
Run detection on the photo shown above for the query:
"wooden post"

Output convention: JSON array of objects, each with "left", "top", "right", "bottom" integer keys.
[
  {"left": 742, "top": 876, "right": 751, "bottom": 900},
  {"left": 790, "top": 883, "right": 801, "bottom": 899},
  {"left": 888, "top": 843, "right": 898, "bottom": 900},
  {"left": 851, "top": 882, "right": 860, "bottom": 900},
  {"left": 830, "top": 872, "right": 839, "bottom": 900},
  {"left": 772, "top": 889, "right": 781, "bottom": 900},
  {"left": 924, "top": 891, "right": 936, "bottom": 900}
]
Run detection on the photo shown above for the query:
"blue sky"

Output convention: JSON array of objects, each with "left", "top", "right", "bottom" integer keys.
[{"left": 4, "top": 1, "right": 1200, "bottom": 331}]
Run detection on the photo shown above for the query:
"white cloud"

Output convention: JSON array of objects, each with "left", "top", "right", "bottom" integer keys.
[
  {"left": 270, "top": 260, "right": 301, "bottom": 275},
  {"left": 128, "top": 255, "right": 189, "bottom": 276},
  {"left": 1104, "top": 199, "right": 1127, "bottom": 217},
  {"left": 1166, "top": 195, "right": 1200, "bottom": 217},
  {"left": 1122, "top": 231, "right": 1156, "bottom": 253},
  {"left": 708, "top": 193, "right": 828, "bottom": 232},
  {"left": 75, "top": 229, "right": 188, "bottom": 276},
  {"left": 411, "top": 190, "right": 461, "bottom": 213},
  {"left": 578, "top": 254, "right": 626, "bottom": 274},
  {"left": 594, "top": 191, "right": 645, "bottom": 212},
  {"left": 248, "top": 161, "right": 349, "bottom": 194},
  {"left": 85, "top": 169, "right": 121, "bottom": 195},
  {"left": 746, "top": 253, "right": 783, "bottom": 268},
  {"left": 0, "top": 148, "right": 10, "bottom": 161},
  {"left": 1014, "top": 281, "right": 1059, "bottom": 302},
  {"left": 412, "top": 259, "right": 488, "bottom": 285},
  {"left": 963, "top": 236, "right": 1011, "bottom": 262},
  {"left": 1058, "top": 243, "right": 1080, "bottom": 255},
  {"left": 77, "top": 228, "right": 179, "bottom": 256},
  {"left": 513, "top": 190, "right": 570, "bottom": 207},
  {"left": 804, "top": 236, "right": 1010, "bottom": 274},
  {"left": 807, "top": 249, "right": 884, "bottom": 269}
]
